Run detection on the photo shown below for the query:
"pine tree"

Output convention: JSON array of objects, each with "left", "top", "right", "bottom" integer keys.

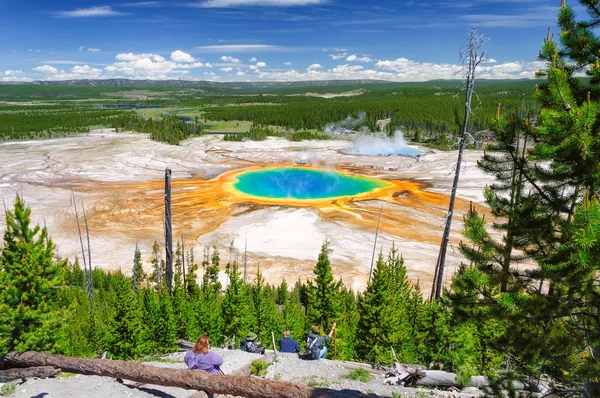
[
  {"left": 0, "top": 195, "right": 68, "bottom": 355},
  {"left": 221, "top": 261, "right": 252, "bottom": 341},
  {"left": 306, "top": 241, "right": 342, "bottom": 331},
  {"left": 186, "top": 247, "right": 199, "bottom": 296},
  {"left": 149, "top": 241, "right": 165, "bottom": 293},
  {"left": 250, "top": 267, "right": 282, "bottom": 341},
  {"left": 282, "top": 285, "right": 306, "bottom": 349},
  {"left": 334, "top": 287, "right": 359, "bottom": 360},
  {"left": 174, "top": 240, "right": 183, "bottom": 290},
  {"left": 104, "top": 271, "right": 141, "bottom": 359},
  {"left": 448, "top": 3, "right": 600, "bottom": 380},
  {"left": 202, "top": 245, "right": 222, "bottom": 295},
  {"left": 132, "top": 246, "right": 145, "bottom": 292},
  {"left": 357, "top": 253, "right": 392, "bottom": 363}
]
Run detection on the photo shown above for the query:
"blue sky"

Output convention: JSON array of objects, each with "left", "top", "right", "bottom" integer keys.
[{"left": 0, "top": 0, "right": 569, "bottom": 82}]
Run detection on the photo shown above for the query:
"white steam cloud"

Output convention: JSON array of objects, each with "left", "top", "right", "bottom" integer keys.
[
  {"left": 324, "top": 112, "right": 368, "bottom": 134},
  {"left": 350, "top": 131, "right": 420, "bottom": 157}
]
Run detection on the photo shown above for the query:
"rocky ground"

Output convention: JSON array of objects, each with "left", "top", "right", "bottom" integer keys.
[{"left": 2, "top": 349, "right": 484, "bottom": 398}]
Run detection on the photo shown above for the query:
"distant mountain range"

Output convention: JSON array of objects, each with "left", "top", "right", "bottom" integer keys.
[{"left": 19, "top": 78, "right": 392, "bottom": 89}]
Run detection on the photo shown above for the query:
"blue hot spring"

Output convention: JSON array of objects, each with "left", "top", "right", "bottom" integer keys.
[{"left": 233, "top": 167, "right": 389, "bottom": 200}]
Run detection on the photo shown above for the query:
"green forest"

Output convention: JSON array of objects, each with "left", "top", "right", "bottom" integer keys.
[
  {"left": 1, "top": 1, "right": 600, "bottom": 396},
  {"left": 0, "top": 80, "right": 534, "bottom": 146}
]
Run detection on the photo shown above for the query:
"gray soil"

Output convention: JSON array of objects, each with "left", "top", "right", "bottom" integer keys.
[{"left": 3, "top": 349, "right": 482, "bottom": 398}]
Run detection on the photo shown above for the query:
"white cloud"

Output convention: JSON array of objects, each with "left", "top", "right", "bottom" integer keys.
[
  {"left": 249, "top": 62, "right": 266, "bottom": 71},
  {"left": 1, "top": 69, "right": 31, "bottom": 82},
  {"left": 307, "top": 63, "right": 322, "bottom": 71},
  {"left": 251, "top": 57, "right": 544, "bottom": 82},
  {"left": 284, "top": 61, "right": 292, "bottom": 66},
  {"left": 205, "top": 62, "right": 213, "bottom": 68},
  {"left": 488, "top": 58, "right": 497, "bottom": 63},
  {"left": 171, "top": 50, "right": 196, "bottom": 62},
  {"left": 33, "top": 65, "right": 59, "bottom": 74},
  {"left": 105, "top": 52, "right": 206, "bottom": 78},
  {"left": 87, "top": 48, "right": 101, "bottom": 53},
  {"left": 249, "top": 57, "right": 258, "bottom": 62},
  {"left": 220, "top": 67, "right": 233, "bottom": 72},
  {"left": 79, "top": 46, "right": 84, "bottom": 52},
  {"left": 329, "top": 52, "right": 346, "bottom": 60},
  {"left": 221, "top": 55, "right": 241, "bottom": 63},
  {"left": 346, "top": 54, "right": 372, "bottom": 63},
  {"left": 375, "top": 58, "right": 545, "bottom": 80},
  {"left": 3, "top": 70, "right": 26, "bottom": 77},
  {"left": 55, "top": 6, "right": 125, "bottom": 18},
  {"left": 71, "top": 65, "right": 103, "bottom": 76},
  {"left": 196, "top": 0, "right": 325, "bottom": 7},
  {"left": 236, "top": 70, "right": 246, "bottom": 75},
  {"left": 195, "top": 44, "right": 280, "bottom": 52},
  {"left": 116, "top": 52, "right": 164, "bottom": 62}
]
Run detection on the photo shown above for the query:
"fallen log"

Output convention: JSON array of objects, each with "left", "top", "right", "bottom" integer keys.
[
  {"left": 2, "top": 351, "right": 370, "bottom": 398},
  {"left": 175, "top": 339, "right": 194, "bottom": 350},
  {"left": 0, "top": 366, "right": 60, "bottom": 382}
]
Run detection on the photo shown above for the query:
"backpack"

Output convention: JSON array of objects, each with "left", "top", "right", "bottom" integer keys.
[{"left": 305, "top": 335, "right": 320, "bottom": 360}]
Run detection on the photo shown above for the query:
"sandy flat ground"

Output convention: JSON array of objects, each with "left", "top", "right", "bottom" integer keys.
[{"left": 0, "top": 130, "right": 494, "bottom": 293}]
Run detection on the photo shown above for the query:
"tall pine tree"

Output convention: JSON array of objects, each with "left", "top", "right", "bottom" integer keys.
[{"left": 0, "top": 195, "right": 68, "bottom": 355}]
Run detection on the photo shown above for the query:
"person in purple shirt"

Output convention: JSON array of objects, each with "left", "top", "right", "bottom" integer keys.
[{"left": 184, "top": 336, "right": 224, "bottom": 375}]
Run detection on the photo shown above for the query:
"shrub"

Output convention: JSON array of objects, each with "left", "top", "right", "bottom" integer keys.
[
  {"left": 250, "top": 360, "right": 268, "bottom": 377},
  {"left": 342, "top": 367, "right": 373, "bottom": 383}
]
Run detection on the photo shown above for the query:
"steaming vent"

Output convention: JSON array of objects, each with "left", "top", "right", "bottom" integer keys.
[{"left": 340, "top": 131, "right": 422, "bottom": 158}]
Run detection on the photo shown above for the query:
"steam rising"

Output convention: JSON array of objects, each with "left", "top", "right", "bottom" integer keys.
[
  {"left": 349, "top": 130, "right": 421, "bottom": 157},
  {"left": 324, "top": 112, "right": 368, "bottom": 135}
]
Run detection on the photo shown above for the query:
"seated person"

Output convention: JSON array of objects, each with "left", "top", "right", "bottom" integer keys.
[
  {"left": 278, "top": 330, "right": 301, "bottom": 353},
  {"left": 240, "top": 332, "right": 265, "bottom": 355},
  {"left": 184, "top": 336, "right": 224, "bottom": 374}
]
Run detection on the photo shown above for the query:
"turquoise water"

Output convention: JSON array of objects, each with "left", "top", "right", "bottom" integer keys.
[{"left": 233, "top": 167, "right": 388, "bottom": 200}]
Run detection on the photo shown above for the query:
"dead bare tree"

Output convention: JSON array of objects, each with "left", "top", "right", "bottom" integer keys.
[
  {"left": 368, "top": 204, "right": 383, "bottom": 285},
  {"left": 71, "top": 187, "right": 93, "bottom": 305},
  {"left": 431, "top": 29, "right": 487, "bottom": 300},
  {"left": 81, "top": 197, "right": 94, "bottom": 306},
  {"left": 165, "top": 167, "right": 173, "bottom": 294}
]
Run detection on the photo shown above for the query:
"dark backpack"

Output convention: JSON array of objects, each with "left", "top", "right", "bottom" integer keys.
[{"left": 305, "top": 335, "right": 320, "bottom": 360}]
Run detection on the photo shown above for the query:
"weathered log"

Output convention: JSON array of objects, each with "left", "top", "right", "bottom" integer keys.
[
  {"left": 415, "top": 370, "right": 460, "bottom": 388},
  {"left": 2, "top": 351, "right": 370, "bottom": 398},
  {"left": 176, "top": 339, "right": 194, "bottom": 349},
  {"left": 0, "top": 366, "right": 60, "bottom": 382}
]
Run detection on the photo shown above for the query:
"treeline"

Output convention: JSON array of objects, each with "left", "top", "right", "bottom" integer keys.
[
  {"left": 223, "top": 125, "right": 276, "bottom": 141},
  {"left": 201, "top": 87, "right": 531, "bottom": 136},
  {"left": 111, "top": 114, "right": 203, "bottom": 145},
  {"left": 223, "top": 125, "right": 329, "bottom": 142},
  {"left": 0, "top": 105, "right": 130, "bottom": 140}
]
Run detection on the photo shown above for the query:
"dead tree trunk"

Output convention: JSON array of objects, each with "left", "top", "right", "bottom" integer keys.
[
  {"left": 2, "top": 351, "right": 370, "bottom": 398},
  {"left": 431, "top": 28, "right": 487, "bottom": 300},
  {"left": 165, "top": 167, "right": 173, "bottom": 294},
  {"left": 0, "top": 366, "right": 60, "bottom": 382}
]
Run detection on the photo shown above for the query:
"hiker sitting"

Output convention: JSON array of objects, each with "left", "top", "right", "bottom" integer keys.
[
  {"left": 240, "top": 332, "right": 265, "bottom": 355},
  {"left": 305, "top": 322, "right": 336, "bottom": 360},
  {"left": 184, "top": 336, "right": 224, "bottom": 375},
  {"left": 278, "top": 330, "right": 301, "bottom": 353}
]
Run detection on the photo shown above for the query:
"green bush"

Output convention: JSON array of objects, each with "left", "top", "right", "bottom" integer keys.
[
  {"left": 342, "top": 367, "right": 373, "bottom": 383},
  {"left": 250, "top": 360, "right": 269, "bottom": 377},
  {"left": 0, "top": 384, "right": 16, "bottom": 397}
]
